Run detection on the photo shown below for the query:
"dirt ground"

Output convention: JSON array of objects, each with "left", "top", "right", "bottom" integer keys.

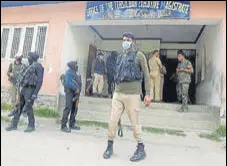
[{"left": 1, "top": 120, "right": 226, "bottom": 166}]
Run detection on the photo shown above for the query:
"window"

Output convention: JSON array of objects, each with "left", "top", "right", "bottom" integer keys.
[
  {"left": 1, "top": 24, "right": 48, "bottom": 60},
  {"left": 1, "top": 28, "right": 10, "bottom": 58}
]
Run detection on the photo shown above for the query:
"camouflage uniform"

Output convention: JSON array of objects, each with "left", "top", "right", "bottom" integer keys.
[
  {"left": 177, "top": 59, "right": 193, "bottom": 112},
  {"left": 7, "top": 62, "right": 26, "bottom": 106},
  {"left": 6, "top": 53, "right": 44, "bottom": 132}
]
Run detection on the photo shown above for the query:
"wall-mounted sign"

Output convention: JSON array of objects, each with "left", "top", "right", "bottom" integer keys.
[{"left": 85, "top": 1, "right": 190, "bottom": 20}]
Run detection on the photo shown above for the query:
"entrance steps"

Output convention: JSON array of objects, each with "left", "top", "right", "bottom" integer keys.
[{"left": 58, "top": 96, "right": 221, "bottom": 132}]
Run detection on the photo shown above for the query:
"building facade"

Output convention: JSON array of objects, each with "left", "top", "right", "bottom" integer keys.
[{"left": 1, "top": 1, "right": 226, "bottom": 109}]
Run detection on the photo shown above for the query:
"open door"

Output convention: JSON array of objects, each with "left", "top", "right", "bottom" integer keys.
[{"left": 85, "top": 44, "right": 97, "bottom": 96}]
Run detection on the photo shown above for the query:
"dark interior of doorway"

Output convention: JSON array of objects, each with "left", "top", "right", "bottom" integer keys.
[{"left": 141, "top": 49, "right": 196, "bottom": 104}]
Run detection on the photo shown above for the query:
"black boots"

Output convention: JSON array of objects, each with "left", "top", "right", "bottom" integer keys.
[
  {"left": 103, "top": 141, "right": 146, "bottom": 161},
  {"left": 5, "top": 124, "right": 17, "bottom": 131},
  {"left": 61, "top": 126, "right": 71, "bottom": 133},
  {"left": 130, "top": 143, "right": 146, "bottom": 162},
  {"left": 103, "top": 140, "right": 113, "bottom": 159},
  {"left": 69, "top": 125, "right": 80, "bottom": 130},
  {"left": 24, "top": 126, "right": 35, "bottom": 132}
]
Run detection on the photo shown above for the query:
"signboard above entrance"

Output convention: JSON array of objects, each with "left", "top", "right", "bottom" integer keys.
[{"left": 85, "top": 1, "right": 190, "bottom": 20}]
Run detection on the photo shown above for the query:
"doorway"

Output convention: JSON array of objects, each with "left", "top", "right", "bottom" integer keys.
[{"left": 160, "top": 49, "right": 196, "bottom": 104}]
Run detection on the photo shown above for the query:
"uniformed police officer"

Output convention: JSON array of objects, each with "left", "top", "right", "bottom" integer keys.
[
  {"left": 103, "top": 32, "right": 151, "bottom": 162},
  {"left": 5, "top": 52, "right": 44, "bottom": 132},
  {"left": 176, "top": 50, "right": 193, "bottom": 112},
  {"left": 7, "top": 54, "right": 26, "bottom": 107},
  {"left": 61, "top": 61, "right": 81, "bottom": 133}
]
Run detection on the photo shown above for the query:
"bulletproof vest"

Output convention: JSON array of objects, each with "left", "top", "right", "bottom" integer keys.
[
  {"left": 94, "top": 59, "right": 105, "bottom": 75},
  {"left": 114, "top": 50, "right": 142, "bottom": 84},
  {"left": 9, "top": 62, "right": 24, "bottom": 85},
  {"left": 20, "top": 63, "right": 39, "bottom": 87}
]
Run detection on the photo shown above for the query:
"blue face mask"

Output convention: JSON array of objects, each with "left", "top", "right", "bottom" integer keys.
[{"left": 122, "top": 41, "right": 132, "bottom": 50}]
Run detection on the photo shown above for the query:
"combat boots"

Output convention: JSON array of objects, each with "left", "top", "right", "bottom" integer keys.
[
  {"left": 24, "top": 126, "right": 35, "bottom": 132},
  {"left": 5, "top": 124, "right": 17, "bottom": 131},
  {"left": 61, "top": 126, "right": 71, "bottom": 133},
  {"left": 69, "top": 124, "right": 80, "bottom": 130},
  {"left": 103, "top": 140, "right": 113, "bottom": 159},
  {"left": 130, "top": 143, "right": 146, "bottom": 162}
]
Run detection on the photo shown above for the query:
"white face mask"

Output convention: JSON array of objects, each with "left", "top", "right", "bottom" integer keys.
[{"left": 122, "top": 41, "right": 132, "bottom": 50}]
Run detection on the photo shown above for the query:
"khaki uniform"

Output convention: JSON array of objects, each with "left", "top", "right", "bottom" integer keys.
[
  {"left": 108, "top": 51, "right": 150, "bottom": 142},
  {"left": 91, "top": 59, "right": 106, "bottom": 95},
  {"left": 93, "top": 73, "right": 104, "bottom": 94},
  {"left": 7, "top": 62, "right": 25, "bottom": 106},
  {"left": 160, "top": 73, "right": 164, "bottom": 101},
  {"left": 148, "top": 56, "right": 162, "bottom": 101}
]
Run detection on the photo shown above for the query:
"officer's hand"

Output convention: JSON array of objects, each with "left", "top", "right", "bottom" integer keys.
[
  {"left": 9, "top": 73, "right": 14, "bottom": 78},
  {"left": 144, "top": 94, "right": 151, "bottom": 107},
  {"left": 31, "top": 94, "right": 37, "bottom": 100},
  {"left": 75, "top": 89, "right": 80, "bottom": 94},
  {"left": 91, "top": 74, "right": 94, "bottom": 78}
]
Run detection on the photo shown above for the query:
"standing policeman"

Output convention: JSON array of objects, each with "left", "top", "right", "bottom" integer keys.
[
  {"left": 7, "top": 54, "right": 26, "bottom": 107},
  {"left": 103, "top": 32, "right": 151, "bottom": 162},
  {"left": 5, "top": 52, "right": 44, "bottom": 132},
  {"left": 61, "top": 61, "right": 81, "bottom": 133},
  {"left": 176, "top": 50, "right": 193, "bottom": 112}
]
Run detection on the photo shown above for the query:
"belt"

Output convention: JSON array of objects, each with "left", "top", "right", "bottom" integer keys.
[{"left": 24, "top": 85, "right": 36, "bottom": 88}]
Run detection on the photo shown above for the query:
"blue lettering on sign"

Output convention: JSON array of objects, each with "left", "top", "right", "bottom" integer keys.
[{"left": 85, "top": 1, "right": 190, "bottom": 20}]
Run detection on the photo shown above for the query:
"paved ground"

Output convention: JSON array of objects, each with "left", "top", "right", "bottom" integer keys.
[{"left": 1, "top": 119, "right": 226, "bottom": 166}]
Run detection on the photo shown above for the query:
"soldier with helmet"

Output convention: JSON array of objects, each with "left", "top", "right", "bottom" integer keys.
[{"left": 5, "top": 52, "right": 44, "bottom": 132}]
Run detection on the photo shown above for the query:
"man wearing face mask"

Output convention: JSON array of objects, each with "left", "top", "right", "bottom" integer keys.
[
  {"left": 103, "top": 32, "right": 151, "bottom": 162},
  {"left": 91, "top": 52, "right": 107, "bottom": 97},
  {"left": 7, "top": 54, "right": 26, "bottom": 108},
  {"left": 5, "top": 52, "right": 44, "bottom": 132},
  {"left": 61, "top": 61, "right": 82, "bottom": 133}
]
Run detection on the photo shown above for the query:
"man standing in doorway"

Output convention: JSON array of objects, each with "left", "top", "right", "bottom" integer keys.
[
  {"left": 148, "top": 50, "right": 162, "bottom": 102},
  {"left": 176, "top": 50, "right": 193, "bottom": 112},
  {"left": 103, "top": 32, "right": 151, "bottom": 162},
  {"left": 91, "top": 52, "right": 106, "bottom": 97},
  {"left": 7, "top": 54, "right": 26, "bottom": 107}
]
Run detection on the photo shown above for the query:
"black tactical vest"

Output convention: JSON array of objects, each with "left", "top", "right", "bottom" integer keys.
[
  {"left": 114, "top": 50, "right": 142, "bottom": 84},
  {"left": 20, "top": 63, "right": 39, "bottom": 87}
]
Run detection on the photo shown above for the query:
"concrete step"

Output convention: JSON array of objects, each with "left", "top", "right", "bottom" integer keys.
[
  {"left": 77, "top": 111, "right": 218, "bottom": 131},
  {"left": 77, "top": 107, "right": 217, "bottom": 122},
  {"left": 58, "top": 95, "right": 221, "bottom": 131}
]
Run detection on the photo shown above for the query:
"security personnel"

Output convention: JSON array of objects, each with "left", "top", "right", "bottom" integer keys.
[
  {"left": 176, "top": 50, "right": 193, "bottom": 112},
  {"left": 61, "top": 61, "right": 81, "bottom": 133},
  {"left": 106, "top": 51, "right": 118, "bottom": 97},
  {"left": 91, "top": 52, "right": 106, "bottom": 97},
  {"left": 7, "top": 54, "right": 26, "bottom": 107},
  {"left": 148, "top": 50, "right": 162, "bottom": 102},
  {"left": 5, "top": 52, "right": 44, "bottom": 132},
  {"left": 103, "top": 32, "right": 151, "bottom": 162}
]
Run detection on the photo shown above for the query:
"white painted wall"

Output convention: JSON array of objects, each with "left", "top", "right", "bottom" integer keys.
[
  {"left": 60, "top": 24, "right": 102, "bottom": 95},
  {"left": 195, "top": 25, "right": 223, "bottom": 106}
]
